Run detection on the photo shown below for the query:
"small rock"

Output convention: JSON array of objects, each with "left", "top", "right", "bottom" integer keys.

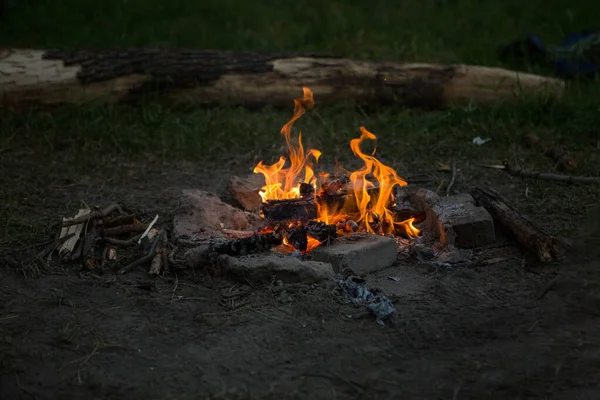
[
  {"left": 172, "top": 189, "right": 251, "bottom": 240},
  {"left": 410, "top": 244, "right": 435, "bottom": 261},
  {"left": 228, "top": 174, "right": 265, "bottom": 211},
  {"left": 217, "top": 254, "right": 335, "bottom": 284}
]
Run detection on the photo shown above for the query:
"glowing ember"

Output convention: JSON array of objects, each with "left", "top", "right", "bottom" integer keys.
[{"left": 253, "top": 87, "right": 421, "bottom": 252}]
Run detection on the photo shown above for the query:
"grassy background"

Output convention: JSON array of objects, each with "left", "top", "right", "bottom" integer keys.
[{"left": 1, "top": 0, "right": 599, "bottom": 198}]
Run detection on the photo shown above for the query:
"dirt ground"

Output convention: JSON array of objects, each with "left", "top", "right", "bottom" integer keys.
[{"left": 1, "top": 156, "right": 600, "bottom": 400}]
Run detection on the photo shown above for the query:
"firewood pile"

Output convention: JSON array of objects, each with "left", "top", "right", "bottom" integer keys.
[{"left": 40, "top": 203, "right": 174, "bottom": 275}]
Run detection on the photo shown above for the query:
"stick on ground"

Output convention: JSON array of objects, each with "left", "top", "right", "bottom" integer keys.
[
  {"left": 446, "top": 162, "right": 457, "bottom": 196},
  {"left": 484, "top": 161, "right": 600, "bottom": 185},
  {"left": 118, "top": 230, "right": 165, "bottom": 275},
  {"left": 470, "top": 187, "right": 564, "bottom": 262}
]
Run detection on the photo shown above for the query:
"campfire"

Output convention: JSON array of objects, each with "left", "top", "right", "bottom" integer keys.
[
  {"left": 55, "top": 84, "right": 569, "bottom": 284},
  {"left": 251, "top": 87, "right": 422, "bottom": 255}
]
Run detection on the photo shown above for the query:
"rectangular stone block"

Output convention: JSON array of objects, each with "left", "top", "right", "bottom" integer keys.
[
  {"left": 448, "top": 205, "right": 496, "bottom": 248},
  {"left": 310, "top": 233, "right": 398, "bottom": 275},
  {"left": 432, "top": 194, "right": 496, "bottom": 249}
]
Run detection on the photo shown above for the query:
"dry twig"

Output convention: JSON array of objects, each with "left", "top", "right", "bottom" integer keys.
[
  {"left": 61, "top": 203, "right": 124, "bottom": 227},
  {"left": 446, "top": 162, "right": 457, "bottom": 196},
  {"left": 482, "top": 160, "right": 600, "bottom": 185},
  {"left": 118, "top": 230, "right": 165, "bottom": 275},
  {"left": 104, "top": 223, "right": 149, "bottom": 237}
]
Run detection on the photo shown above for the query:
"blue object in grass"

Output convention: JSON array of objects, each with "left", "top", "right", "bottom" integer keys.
[{"left": 524, "top": 31, "right": 599, "bottom": 78}]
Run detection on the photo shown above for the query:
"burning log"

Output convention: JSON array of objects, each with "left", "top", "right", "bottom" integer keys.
[
  {"left": 212, "top": 232, "right": 283, "bottom": 256},
  {"left": 185, "top": 232, "right": 284, "bottom": 268},
  {"left": 470, "top": 187, "right": 564, "bottom": 262},
  {"left": 260, "top": 198, "right": 318, "bottom": 221},
  {"left": 1, "top": 48, "right": 564, "bottom": 110},
  {"left": 307, "top": 220, "right": 338, "bottom": 243},
  {"left": 284, "top": 225, "right": 309, "bottom": 252},
  {"left": 321, "top": 176, "right": 350, "bottom": 196}
]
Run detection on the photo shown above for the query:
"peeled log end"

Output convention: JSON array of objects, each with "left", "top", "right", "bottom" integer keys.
[
  {"left": 0, "top": 48, "right": 565, "bottom": 110},
  {"left": 444, "top": 64, "right": 565, "bottom": 107}
]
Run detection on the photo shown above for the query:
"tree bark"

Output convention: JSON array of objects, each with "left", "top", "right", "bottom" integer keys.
[
  {"left": 0, "top": 47, "right": 565, "bottom": 110},
  {"left": 470, "top": 187, "right": 564, "bottom": 263}
]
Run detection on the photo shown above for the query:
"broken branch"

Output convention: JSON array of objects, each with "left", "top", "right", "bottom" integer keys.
[
  {"left": 486, "top": 160, "right": 600, "bottom": 185},
  {"left": 446, "top": 162, "right": 457, "bottom": 196},
  {"left": 470, "top": 187, "right": 563, "bottom": 262},
  {"left": 102, "top": 234, "right": 143, "bottom": 246},
  {"left": 118, "top": 230, "right": 165, "bottom": 275},
  {"left": 149, "top": 232, "right": 168, "bottom": 275},
  {"left": 61, "top": 203, "right": 125, "bottom": 227},
  {"left": 103, "top": 223, "right": 149, "bottom": 237}
]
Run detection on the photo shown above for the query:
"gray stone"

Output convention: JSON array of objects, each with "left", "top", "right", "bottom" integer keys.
[
  {"left": 410, "top": 243, "right": 435, "bottom": 261},
  {"left": 408, "top": 190, "right": 495, "bottom": 249},
  {"left": 217, "top": 254, "right": 334, "bottom": 284},
  {"left": 310, "top": 233, "right": 398, "bottom": 275},
  {"left": 431, "top": 195, "right": 495, "bottom": 249},
  {"left": 447, "top": 205, "right": 496, "bottom": 249}
]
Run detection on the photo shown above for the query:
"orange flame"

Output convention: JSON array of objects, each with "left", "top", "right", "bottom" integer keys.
[
  {"left": 253, "top": 87, "right": 321, "bottom": 201},
  {"left": 395, "top": 217, "right": 421, "bottom": 238},
  {"left": 254, "top": 87, "right": 421, "bottom": 252},
  {"left": 347, "top": 126, "right": 408, "bottom": 234}
]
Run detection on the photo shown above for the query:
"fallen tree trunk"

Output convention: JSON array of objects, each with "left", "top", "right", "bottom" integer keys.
[
  {"left": 0, "top": 48, "right": 565, "bottom": 110},
  {"left": 470, "top": 187, "right": 564, "bottom": 262}
]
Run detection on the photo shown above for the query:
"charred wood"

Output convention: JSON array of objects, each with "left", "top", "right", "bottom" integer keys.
[
  {"left": 307, "top": 220, "right": 338, "bottom": 243},
  {"left": 211, "top": 232, "right": 283, "bottom": 256},
  {"left": 299, "top": 182, "right": 315, "bottom": 198},
  {"left": 260, "top": 198, "right": 318, "bottom": 221}
]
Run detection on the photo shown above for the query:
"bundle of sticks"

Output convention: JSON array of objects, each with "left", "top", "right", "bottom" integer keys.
[{"left": 52, "top": 203, "right": 175, "bottom": 275}]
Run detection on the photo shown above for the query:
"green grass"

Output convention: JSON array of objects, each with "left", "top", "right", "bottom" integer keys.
[
  {"left": 1, "top": 0, "right": 600, "bottom": 247},
  {"left": 2, "top": 0, "right": 600, "bottom": 65},
  {"left": 1, "top": 0, "right": 599, "bottom": 159}
]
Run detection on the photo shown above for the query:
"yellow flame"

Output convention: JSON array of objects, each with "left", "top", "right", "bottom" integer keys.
[
  {"left": 253, "top": 86, "right": 421, "bottom": 252},
  {"left": 253, "top": 88, "right": 320, "bottom": 201}
]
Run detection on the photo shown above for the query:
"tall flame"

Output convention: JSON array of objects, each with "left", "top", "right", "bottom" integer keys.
[
  {"left": 253, "top": 88, "right": 321, "bottom": 202},
  {"left": 253, "top": 87, "right": 421, "bottom": 250},
  {"left": 348, "top": 126, "right": 408, "bottom": 234}
]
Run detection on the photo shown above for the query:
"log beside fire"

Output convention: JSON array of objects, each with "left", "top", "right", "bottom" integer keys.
[{"left": 470, "top": 187, "right": 564, "bottom": 262}]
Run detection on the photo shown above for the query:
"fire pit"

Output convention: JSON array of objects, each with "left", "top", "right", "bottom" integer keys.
[
  {"left": 46, "top": 86, "right": 564, "bottom": 292},
  {"left": 175, "top": 88, "right": 498, "bottom": 280}
]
